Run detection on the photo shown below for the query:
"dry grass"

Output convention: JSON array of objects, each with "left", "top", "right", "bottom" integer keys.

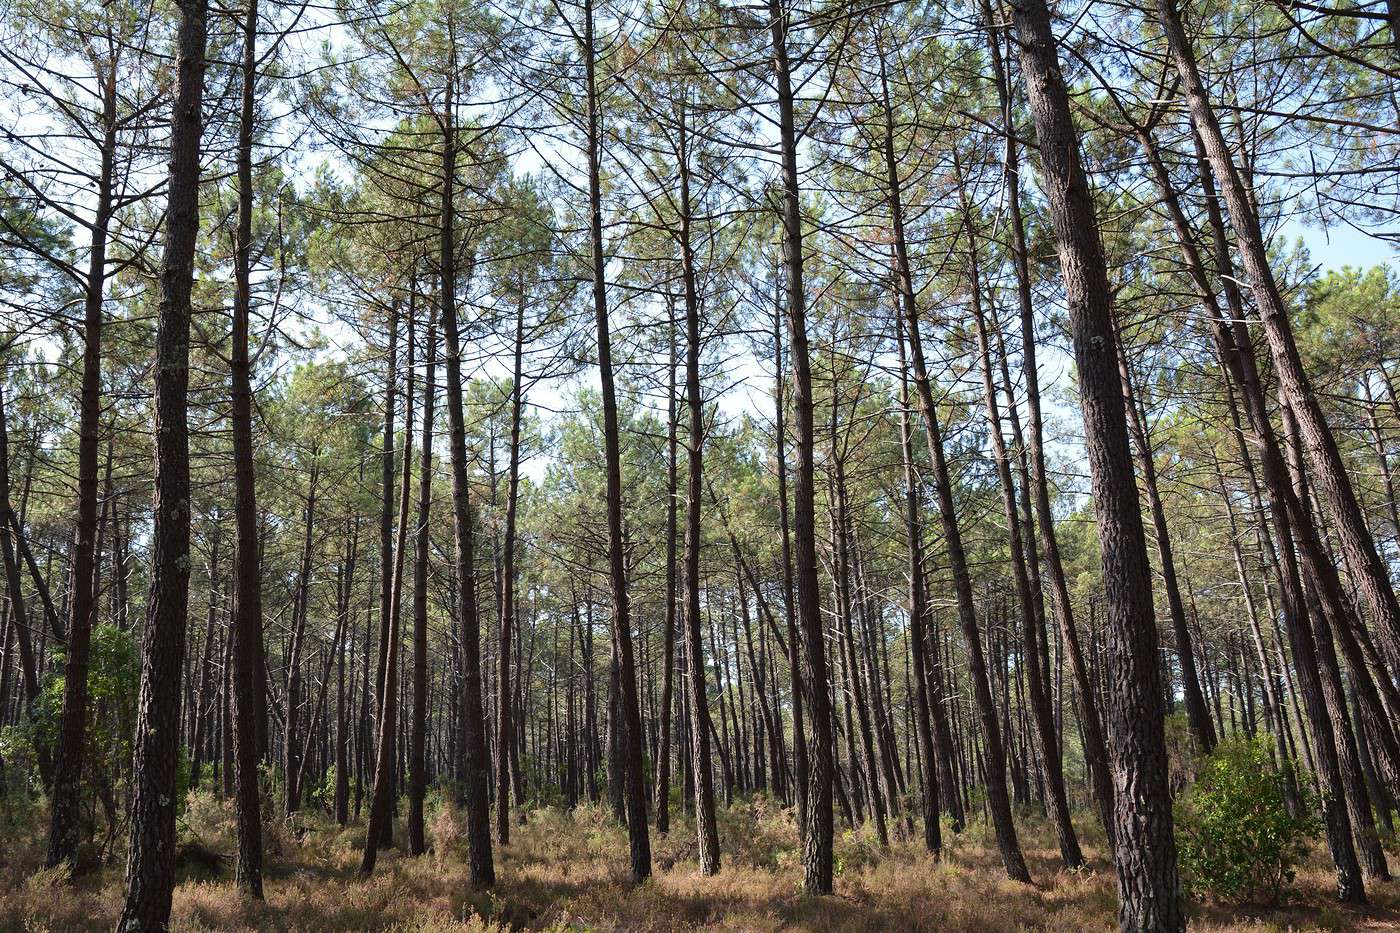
[{"left": 2, "top": 790, "right": 1398, "bottom": 931}]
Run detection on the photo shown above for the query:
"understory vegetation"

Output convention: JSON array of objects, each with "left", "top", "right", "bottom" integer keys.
[{"left": 3, "top": 789, "right": 1397, "bottom": 932}]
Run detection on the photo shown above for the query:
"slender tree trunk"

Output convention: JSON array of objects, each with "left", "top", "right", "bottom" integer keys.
[
  {"left": 363, "top": 306, "right": 416, "bottom": 874},
  {"left": 373, "top": 299, "right": 400, "bottom": 851},
  {"left": 117, "top": 0, "right": 206, "bottom": 922},
  {"left": 496, "top": 295, "right": 524, "bottom": 844},
  {"left": 829, "top": 414, "right": 887, "bottom": 847},
  {"left": 674, "top": 109, "right": 721, "bottom": 875},
  {"left": 409, "top": 316, "right": 437, "bottom": 856},
  {"left": 337, "top": 524, "right": 357, "bottom": 825},
  {"left": 582, "top": 0, "right": 651, "bottom": 881},
  {"left": 285, "top": 460, "right": 319, "bottom": 814},
  {"left": 228, "top": 0, "right": 264, "bottom": 897},
  {"left": 963, "top": 204, "right": 1083, "bottom": 869},
  {"left": 890, "top": 133, "right": 1029, "bottom": 888},
  {"left": 655, "top": 316, "right": 678, "bottom": 835},
  {"left": 771, "top": 304, "right": 808, "bottom": 832},
  {"left": 45, "top": 58, "right": 116, "bottom": 871},
  {"left": 190, "top": 520, "right": 222, "bottom": 791},
  {"left": 1281, "top": 407, "right": 1391, "bottom": 880},
  {"left": 1116, "top": 338, "right": 1216, "bottom": 752},
  {"left": 438, "top": 75, "right": 495, "bottom": 885},
  {"left": 768, "top": 0, "right": 833, "bottom": 893},
  {"left": 974, "top": 7, "right": 1116, "bottom": 850},
  {"left": 1128, "top": 98, "right": 1374, "bottom": 901},
  {"left": 0, "top": 387, "right": 39, "bottom": 720},
  {"left": 895, "top": 334, "right": 942, "bottom": 854}
]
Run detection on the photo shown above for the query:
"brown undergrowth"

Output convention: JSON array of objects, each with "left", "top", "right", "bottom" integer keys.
[{"left": 1, "top": 790, "right": 1397, "bottom": 931}]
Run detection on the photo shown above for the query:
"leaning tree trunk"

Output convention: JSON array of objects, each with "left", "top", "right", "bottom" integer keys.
[
  {"left": 1126, "top": 89, "right": 1369, "bottom": 904},
  {"left": 1155, "top": 0, "right": 1400, "bottom": 677},
  {"left": 1009, "top": 0, "right": 1183, "bottom": 926},
  {"left": 1116, "top": 337, "right": 1217, "bottom": 753},
  {"left": 963, "top": 203, "right": 1083, "bottom": 869},
  {"left": 894, "top": 314, "right": 941, "bottom": 856},
  {"left": 0, "top": 386, "right": 40, "bottom": 721},
  {"left": 888, "top": 122, "right": 1029, "bottom": 887},
  {"left": 976, "top": 4, "right": 1116, "bottom": 849}
]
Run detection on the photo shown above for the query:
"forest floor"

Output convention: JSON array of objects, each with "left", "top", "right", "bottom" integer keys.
[{"left": 3, "top": 791, "right": 1399, "bottom": 931}]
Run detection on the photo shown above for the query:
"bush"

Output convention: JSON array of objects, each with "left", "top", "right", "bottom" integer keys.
[{"left": 1176, "top": 737, "right": 1317, "bottom": 904}]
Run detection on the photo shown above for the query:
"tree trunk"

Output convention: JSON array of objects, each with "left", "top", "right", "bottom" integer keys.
[
  {"left": 1156, "top": 0, "right": 1400, "bottom": 677},
  {"left": 582, "top": 0, "right": 651, "bottom": 882},
  {"left": 771, "top": 303, "right": 808, "bottom": 832},
  {"left": 437, "top": 76, "right": 495, "bottom": 885},
  {"left": 285, "top": 460, "right": 319, "bottom": 814},
  {"left": 117, "top": 0, "right": 206, "bottom": 922},
  {"left": 45, "top": 54, "right": 116, "bottom": 871},
  {"left": 190, "top": 520, "right": 222, "bottom": 791},
  {"left": 894, "top": 321, "right": 941, "bottom": 854},
  {"left": 888, "top": 123, "right": 1029, "bottom": 888},
  {"left": 768, "top": 0, "right": 834, "bottom": 894},
  {"left": 676, "top": 108, "right": 721, "bottom": 875},
  {"left": 963, "top": 203, "right": 1084, "bottom": 869},
  {"left": 1009, "top": 0, "right": 1184, "bottom": 924},
  {"left": 1128, "top": 95, "right": 1371, "bottom": 902},
  {"left": 373, "top": 300, "right": 399, "bottom": 850},
  {"left": 409, "top": 315, "right": 437, "bottom": 856},
  {"left": 0, "top": 383, "right": 47, "bottom": 785},
  {"left": 655, "top": 317, "right": 678, "bottom": 835},
  {"left": 1116, "top": 338, "right": 1217, "bottom": 753},
  {"left": 975, "top": 5, "right": 1116, "bottom": 850},
  {"left": 496, "top": 294, "right": 524, "bottom": 844},
  {"left": 362, "top": 303, "right": 416, "bottom": 874}
]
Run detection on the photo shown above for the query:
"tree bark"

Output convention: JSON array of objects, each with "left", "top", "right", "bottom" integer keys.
[
  {"left": 438, "top": 76, "right": 495, "bottom": 885},
  {"left": 362, "top": 303, "right": 416, "bottom": 874},
  {"left": 1009, "top": 0, "right": 1184, "bottom": 924},
  {"left": 888, "top": 122, "right": 1029, "bottom": 887},
  {"left": 284, "top": 459, "right": 319, "bottom": 814},
  {"left": 496, "top": 294, "right": 524, "bottom": 844},
  {"left": 655, "top": 317, "right": 678, "bottom": 835},
  {"left": 675, "top": 107, "right": 721, "bottom": 876},
  {"left": 895, "top": 315, "right": 941, "bottom": 855},
  {"left": 45, "top": 52, "right": 116, "bottom": 871},
  {"left": 582, "top": 0, "right": 651, "bottom": 882},
  {"left": 117, "top": 0, "right": 206, "bottom": 922},
  {"left": 409, "top": 315, "right": 437, "bottom": 856},
  {"left": 1116, "top": 337, "right": 1217, "bottom": 753},
  {"left": 768, "top": 0, "right": 833, "bottom": 894}
]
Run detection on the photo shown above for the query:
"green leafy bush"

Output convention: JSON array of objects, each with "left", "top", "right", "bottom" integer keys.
[
  {"left": 3, "top": 623, "right": 139, "bottom": 796},
  {"left": 1176, "top": 737, "right": 1317, "bottom": 904}
]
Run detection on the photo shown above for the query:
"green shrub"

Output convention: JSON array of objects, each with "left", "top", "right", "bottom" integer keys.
[{"left": 1176, "top": 737, "right": 1317, "bottom": 904}]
